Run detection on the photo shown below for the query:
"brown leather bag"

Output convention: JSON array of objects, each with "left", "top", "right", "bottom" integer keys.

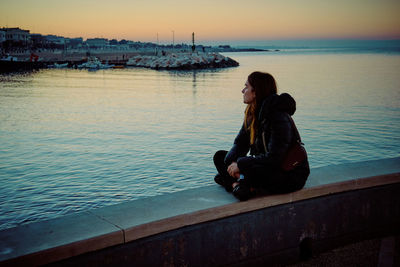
[{"left": 281, "top": 115, "right": 308, "bottom": 171}]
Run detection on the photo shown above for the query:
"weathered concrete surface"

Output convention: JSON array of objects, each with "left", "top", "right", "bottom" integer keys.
[
  {"left": 306, "top": 157, "right": 400, "bottom": 186},
  {"left": 0, "top": 157, "right": 399, "bottom": 266},
  {"left": 89, "top": 184, "right": 237, "bottom": 242},
  {"left": 0, "top": 212, "right": 123, "bottom": 266},
  {"left": 50, "top": 183, "right": 400, "bottom": 266},
  {"left": 288, "top": 235, "right": 400, "bottom": 267}
]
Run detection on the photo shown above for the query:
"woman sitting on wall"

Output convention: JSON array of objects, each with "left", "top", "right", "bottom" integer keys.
[{"left": 213, "top": 72, "right": 310, "bottom": 200}]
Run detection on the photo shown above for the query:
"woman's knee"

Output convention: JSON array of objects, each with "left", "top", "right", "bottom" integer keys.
[{"left": 213, "top": 150, "right": 228, "bottom": 165}]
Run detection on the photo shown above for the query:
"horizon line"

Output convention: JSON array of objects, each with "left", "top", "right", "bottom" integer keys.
[{"left": 2, "top": 25, "right": 400, "bottom": 45}]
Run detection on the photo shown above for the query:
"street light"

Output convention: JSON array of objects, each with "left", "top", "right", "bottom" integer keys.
[{"left": 171, "top": 30, "right": 174, "bottom": 50}]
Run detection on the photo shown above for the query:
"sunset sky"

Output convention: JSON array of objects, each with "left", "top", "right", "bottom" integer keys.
[{"left": 1, "top": 0, "right": 400, "bottom": 43}]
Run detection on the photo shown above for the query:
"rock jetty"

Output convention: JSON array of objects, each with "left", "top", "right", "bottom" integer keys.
[{"left": 126, "top": 52, "right": 239, "bottom": 70}]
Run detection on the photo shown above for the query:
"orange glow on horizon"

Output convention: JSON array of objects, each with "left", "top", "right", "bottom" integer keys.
[{"left": 1, "top": 0, "right": 400, "bottom": 43}]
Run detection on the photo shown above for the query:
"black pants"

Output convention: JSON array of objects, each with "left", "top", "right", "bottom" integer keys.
[{"left": 213, "top": 150, "right": 308, "bottom": 194}]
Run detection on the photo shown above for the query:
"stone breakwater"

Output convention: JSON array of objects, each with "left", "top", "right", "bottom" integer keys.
[
  {"left": 126, "top": 52, "right": 239, "bottom": 70},
  {"left": 0, "top": 51, "right": 240, "bottom": 72}
]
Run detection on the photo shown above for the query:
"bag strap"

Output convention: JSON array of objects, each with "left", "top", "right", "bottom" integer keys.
[
  {"left": 262, "top": 114, "right": 303, "bottom": 153},
  {"left": 287, "top": 114, "right": 302, "bottom": 143}
]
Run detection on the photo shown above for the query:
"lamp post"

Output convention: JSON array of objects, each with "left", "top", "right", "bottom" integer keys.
[
  {"left": 192, "top": 32, "right": 195, "bottom": 53},
  {"left": 171, "top": 30, "right": 174, "bottom": 51}
]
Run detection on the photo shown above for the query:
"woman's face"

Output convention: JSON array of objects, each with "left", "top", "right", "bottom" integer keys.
[{"left": 242, "top": 80, "right": 256, "bottom": 104}]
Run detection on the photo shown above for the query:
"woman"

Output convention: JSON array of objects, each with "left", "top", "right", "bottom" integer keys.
[{"left": 213, "top": 72, "right": 310, "bottom": 200}]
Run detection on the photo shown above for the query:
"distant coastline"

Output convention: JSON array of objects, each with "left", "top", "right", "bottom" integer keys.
[
  {"left": 2, "top": 27, "right": 399, "bottom": 72},
  {"left": 1, "top": 46, "right": 269, "bottom": 62},
  {"left": 1, "top": 27, "right": 269, "bottom": 71},
  {"left": 1, "top": 27, "right": 270, "bottom": 62}
]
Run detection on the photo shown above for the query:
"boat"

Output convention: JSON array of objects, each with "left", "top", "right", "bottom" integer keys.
[
  {"left": 0, "top": 55, "right": 19, "bottom": 62},
  {"left": 77, "top": 57, "right": 113, "bottom": 70},
  {"left": 55, "top": 62, "right": 68, "bottom": 68},
  {"left": 0, "top": 55, "right": 46, "bottom": 72},
  {"left": 48, "top": 62, "right": 69, "bottom": 68}
]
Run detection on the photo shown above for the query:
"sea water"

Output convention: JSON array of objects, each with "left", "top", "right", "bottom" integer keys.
[{"left": 1, "top": 49, "right": 399, "bottom": 230}]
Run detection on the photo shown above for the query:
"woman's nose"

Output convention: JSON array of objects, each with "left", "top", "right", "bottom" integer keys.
[{"left": 241, "top": 88, "right": 245, "bottom": 93}]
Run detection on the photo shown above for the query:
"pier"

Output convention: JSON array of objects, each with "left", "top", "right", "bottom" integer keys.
[
  {"left": 0, "top": 50, "right": 239, "bottom": 72},
  {"left": 0, "top": 157, "right": 399, "bottom": 266}
]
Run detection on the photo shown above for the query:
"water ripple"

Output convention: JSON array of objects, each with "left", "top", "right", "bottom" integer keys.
[{"left": 1, "top": 53, "right": 400, "bottom": 230}]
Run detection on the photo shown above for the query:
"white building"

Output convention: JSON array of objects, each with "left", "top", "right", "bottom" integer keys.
[
  {"left": 86, "top": 38, "right": 108, "bottom": 48},
  {"left": 45, "top": 35, "right": 66, "bottom": 45},
  {"left": 0, "top": 30, "right": 5, "bottom": 43},
  {"left": 2, "top": 27, "right": 30, "bottom": 43}
]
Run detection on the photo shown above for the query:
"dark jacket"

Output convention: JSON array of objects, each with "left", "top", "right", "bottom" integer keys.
[{"left": 225, "top": 93, "right": 309, "bottom": 183}]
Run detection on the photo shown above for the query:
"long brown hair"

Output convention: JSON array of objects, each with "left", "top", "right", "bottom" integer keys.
[{"left": 244, "top": 72, "right": 278, "bottom": 144}]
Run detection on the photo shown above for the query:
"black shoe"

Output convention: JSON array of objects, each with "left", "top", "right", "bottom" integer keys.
[
  {"left": 214, "top": 174, "right": 225, "bottom": 186},
  {"left": 214, "top": 174, "right": 235, "bottom": 192},
  {"left": 232, "top": 183, "right": 252, "bottom": 201}
]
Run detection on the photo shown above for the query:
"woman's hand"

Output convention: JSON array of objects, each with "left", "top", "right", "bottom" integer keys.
[{"left": 227, "top": 162, "right": 240, "bottom": 179}]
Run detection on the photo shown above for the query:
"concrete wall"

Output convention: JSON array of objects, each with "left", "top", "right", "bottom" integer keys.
[{"left": 0, "top": 157, "right": 399, "bottom": 266}]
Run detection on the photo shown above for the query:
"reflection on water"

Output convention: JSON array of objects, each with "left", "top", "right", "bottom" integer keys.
[{"left": 0, "top": 52, "right": 399, "bottom": 230}]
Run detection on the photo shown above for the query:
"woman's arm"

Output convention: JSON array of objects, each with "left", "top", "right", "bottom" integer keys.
[
  {"left": 224, "top": 123, "right": 250, "bottom": 165},
  {"left": 236, "top": 112, "right": 292, "bottom": 171}
]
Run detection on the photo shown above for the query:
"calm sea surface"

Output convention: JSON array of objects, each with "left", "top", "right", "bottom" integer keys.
[{"left": 1, "top": 50, "right": 399, "bottom": 230}]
